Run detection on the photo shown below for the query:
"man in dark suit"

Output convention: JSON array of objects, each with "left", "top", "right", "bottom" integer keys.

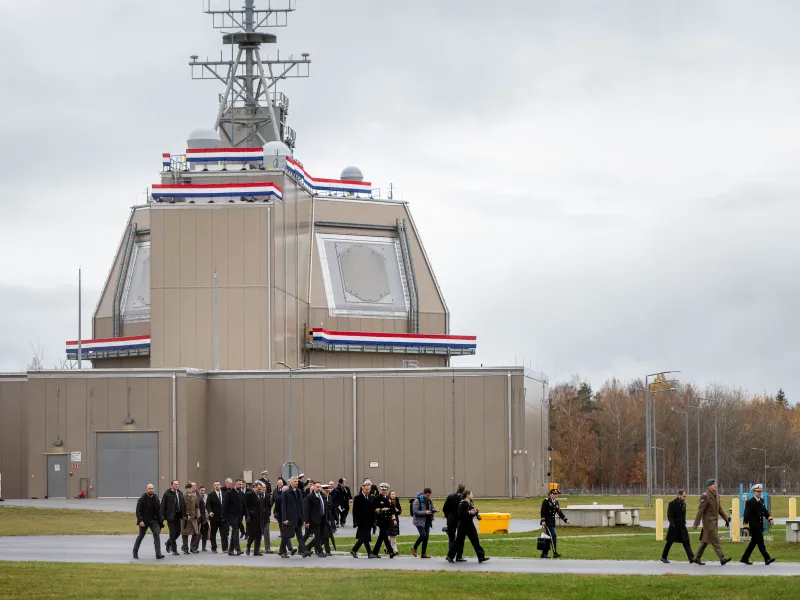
[
  {"left": 223, "top": 478, "right": 245, "bottom": 556},
  {"left": 443, "top": 483, "right": 466, "bottom": 560},
  {"left": 303, "top": 482, "right": 328, "bottom": 557},
  {"left": 740, "top": 483, "right": 776, "bottom": 565},
  {"left": 279, "top": 476, "right": 310, "bottom": 558},
  {"left": 206, "top": 481, "right": 226, "bottom": 553},
  {"left": 192, "top": 482, "right": 208, "bottom": 551},
  {"left": 133, "top": 483, "right": 165, "bottom": 560},
  {"left": 661, "top": 489, "right": 694, "bottom": 563},
  {"left": 245, "top": 481, "right": 270, "bottom": 556},
  {"left": 160, "top": 479, "right": 185, "bottom": 556},
  {"left": 350, "top": 481, "right": 378, "bottom": 558}
]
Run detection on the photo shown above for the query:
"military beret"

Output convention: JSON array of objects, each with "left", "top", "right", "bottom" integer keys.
[{"left": 705, "top": 478, "right": 716, "bottom": 486}]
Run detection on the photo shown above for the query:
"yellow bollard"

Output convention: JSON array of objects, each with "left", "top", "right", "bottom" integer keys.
[
  {"left": 731, "top": 498, "right": 740, "bottom": 542},
  {"left": 655, "top": 498, "right": 664, "bottom": 541},
  {"left": 790, "top": 498, "right": 797, "bottom": 521}
]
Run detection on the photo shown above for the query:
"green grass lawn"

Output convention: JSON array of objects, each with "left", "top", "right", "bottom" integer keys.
[
  {"left": 474, "top": 494, "right": 796, "bottom": 522},
  {"left": 3, "top": 562, "right": 800, "bottom": 600}
]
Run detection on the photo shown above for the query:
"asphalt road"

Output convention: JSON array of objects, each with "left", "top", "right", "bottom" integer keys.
[{"left": 0, "top": 535, "right": 795, "bottom": 576}]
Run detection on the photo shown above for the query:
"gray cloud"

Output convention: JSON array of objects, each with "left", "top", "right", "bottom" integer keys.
[{"left": 1, "top": 1, "right": 798, "bottom": 398}]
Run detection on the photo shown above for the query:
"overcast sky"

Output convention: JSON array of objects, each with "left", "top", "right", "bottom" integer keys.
[{"left": 1, "top": 1, "right": 798, "bottom": 399}]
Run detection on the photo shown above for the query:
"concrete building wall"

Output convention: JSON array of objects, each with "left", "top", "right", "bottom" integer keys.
[
  {"left": 306, "top": 353, "right": 446, "bottom": 369},
  {"left": 0, "top": 375, "right": 28, "bottom": 499}
]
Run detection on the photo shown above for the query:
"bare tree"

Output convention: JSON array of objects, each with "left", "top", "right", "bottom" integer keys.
[{"left": 27, "top": 343, "right": 44, "bottom": 371}]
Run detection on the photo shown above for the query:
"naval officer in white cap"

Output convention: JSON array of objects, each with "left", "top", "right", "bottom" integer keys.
[{"left": 740, "top": 484, "right": 776, "bottom": 565}]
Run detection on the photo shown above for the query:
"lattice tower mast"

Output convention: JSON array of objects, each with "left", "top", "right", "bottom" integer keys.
[{"left": 189, "top": 0, "right": 310, "bottom": 148}]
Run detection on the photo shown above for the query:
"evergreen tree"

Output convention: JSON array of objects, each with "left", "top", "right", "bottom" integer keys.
[{"left": 776, "top": 388, "right": 788, "bottom": 408}]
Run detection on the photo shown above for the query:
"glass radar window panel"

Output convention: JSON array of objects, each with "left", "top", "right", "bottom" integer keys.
[
  {"left": 317, "top": 233, "right": 409, "bottom": 318},
  {"left": 121, "top": 241, "right": 151, "bottom": 323}
]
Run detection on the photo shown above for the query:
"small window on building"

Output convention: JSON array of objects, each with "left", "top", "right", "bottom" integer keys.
[
  {"left": 317, "top": 233, "right": 409, "bottom": 319},
  {"left": 121, "top": 241, "right": 150, "bottom": 323}
]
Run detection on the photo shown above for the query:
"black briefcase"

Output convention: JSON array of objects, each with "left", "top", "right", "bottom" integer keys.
[{"left": 537, "top": 534, "right": 551, "bottom": 552}]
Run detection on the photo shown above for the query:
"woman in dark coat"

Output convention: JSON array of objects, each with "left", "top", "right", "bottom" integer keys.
[
  {"left": 386, "top": 490, "right": 402, "bottom": 556},
  {"left": 446, "top": 490, "right": 489, "bottom": 563},
  {"left": 661, "top": 489, "right": 695, "bottom": 563}
]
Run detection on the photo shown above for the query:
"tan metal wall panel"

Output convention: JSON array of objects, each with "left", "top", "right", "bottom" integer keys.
[
  {"left": 273, "top": 199, "right": 285, "bottom": 293},
  {"left": 242, "top": 378, "right": 265, "bottom": 477},
  {"left": 452, "top": 376, "right": 466, "bottom": 493},
  {"left": 195, "top": 209, "right": 213, "bottom": 288},
  {"left": 227, "top": 208, "right": 245, "bottom": 286},
  {"left": 205, "top": 380, "right": 226, "bottom": 481},
  {"left": 179, "top": 209, "right": 197, "bottom": 288},
  {"left": 24, "top": 379, "right": 45, "bottom": 497},
  {"left": 483, "top": 375, "right": 508, "bottom": 497},
  {"left": 178, "top": 289, "right": 196, "bottom": 366},
  {"left": 120, "top": 321, "right": 150, "bottom": 338},
  {"left": 321, "top": 377, "right": 348, "bottom": 484},
  {"left": 0, "top": 380, "right": 27, "bottom": 499},
  {"left": 299, "top": 378, "right": 325, "bottom": 480},
  {"left": 195, "top": 288, "right": 213, "bottom": 369},
  {"left": 93, "top": 357, "right": 150, "bottom": 369},
  {"left": 106, "top": 379, "right": 127, "bottom": 428},
  {"left": 421, "top": 376, "right": 448, "bottom": 495},
  {"left": 227, "top": 287, "right": 245, "bottom": 368},
  {"left": 148, "top": 377, "right": 172, "bottom": 491},
  {"left": 263, "top": 378, "right": 286, "bottom": 474},
  {"left": 163, "top": 289, "right": 181, "bottom": 366},
  {"left": 163, "top": 210, "right": 181, "bottom": 290},
  {"left": 94, "top": 317, "right": 113, "bottom": 339},
  {"left": 150, "top": 287, "right": 164, "bottom": 366},
  {"left": 272, "top": 292, "right": 286, "bottom": 366},
  {"left": 181, "top": 376, "right": 207, "bottom": 490},
  {"left": 360, "top": 377, "right": 383, "bottom": 485},
  {"left": 223, "top": 379, "right": 245, "bottom": 478},
  {"left": 381, "top": 378, "right": 404, "bottom": 491},
  {"left": 286, "top": 293, "right": 297, "bottom": 368},
  {"left": 244, "top": 288, "right": 261, "bottom": 370},
  {"left": 150, "top": 208, "right": 164, "bottom": 291},
  {"left": 210, "top": 208, "right": 229, "bottom": 287},
  {"left": 401, "top": 377, "right": 425, "bottom": 495}
]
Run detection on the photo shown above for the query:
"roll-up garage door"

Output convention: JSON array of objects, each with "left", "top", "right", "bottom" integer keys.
[{"left": 97, "top": 432, "right": 158, "bottom": 498}]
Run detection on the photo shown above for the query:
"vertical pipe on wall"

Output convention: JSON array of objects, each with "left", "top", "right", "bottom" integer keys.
[
  {"left": 213, "top": 268, "right": 219, "bottom": 370},
  {"left": 306, "top": 195, "right": 315, "bottom": 326},
  {"left": 267, "top": 205, "right": 272, "bottom": 368},
  {"left": 77, "top": 267, "right": 82, "bottom": 368},
  {"left": 352, "top": 374, "right": 357, "bottom": 488},
  {"left": 507, "top": 371, "right": 512, "bottom": 498},
  {"left": 171, "top": 373, "right": 177, "bottom": 479}
]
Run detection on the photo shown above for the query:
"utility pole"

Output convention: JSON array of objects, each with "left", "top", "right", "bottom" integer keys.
[
  {"left": 753, "top": 448, "right": 767, "bottom": 490},
  {"left": 686, "top": 404, "right": 702, "bottom": 494},
  {"left": 641, "top": 371, "right": 680, "bottom": 506},
  {"left": 77, "top": 267, "right": 82, "bottom": 368}
]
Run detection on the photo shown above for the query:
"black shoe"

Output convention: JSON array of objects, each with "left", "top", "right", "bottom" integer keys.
[
  {"left": 291, "top": 549, "right": 298, "bottom": 556},
  {"left": 540, "top": 554, "right": 550, "bottom": 559},
  {"left": 316, "top": 553, "right": 327, "bottom": 558},
  {"left": 133, "top": 553, "right": 139, "bottom": 560},
  {"left": 171, "top": 551, "right": 179, "bottom": 556},
  {"left": 553, "top": 552, "right": 562, "bottom": 558},
  {"left": 302, "top": 551, "right": 312, "bottom": 558},
  {"left": 446, "top": 556, "right": 454, "bottom": 563},
  {"left": 183, "top": 550, "right": 190, "bottom": 555},
  {"left": 246, "top": 548, "right": 250, "bottom": 555},
  {"left": 694, "top": 559, "right": 705, "bottom": 565},
  {"left": 280, "top": 552, "right": 289, "bottom": 558},
  {"left": 368, "top": 553, "right": 379, "bottom": 559},
  {"left": 766, "top": 558, "right": 776, "bottom": 565},
  {"left": 478, "top": 557, "right": 489, "bottom": 563},
  {"left": 661, "top": 557, "right": 670, "bottom": 564},
  {"left": 254, "top": 552, "right": 263, "bottom": 556},
  {"left": 202, "top": 547, "right": 207, "bottom": 552},
  {"left": 456, "top": 558, "right": 467, "bottom": 562},
  {"left": 156, "top": 554, "right": 165, "bottom": 560},
  {"left": 740, "top": 559, "right": 753, "bottom": 565},
  {"left": 191, "top": 550, "right": 199, "bottom": 554},
  {"left": 211, "top": 549, "right": 218, "bottom": 553},
  {"left": 350, "top": 550, "right": 358, "bottom": 558},
  {"left": 721, "top": 558, "right": 731, "bottom": 566}
]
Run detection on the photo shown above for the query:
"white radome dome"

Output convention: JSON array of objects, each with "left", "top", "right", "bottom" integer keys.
[
  {"left": 187, "top": 126, "right": 221, "bottom": 149},
  {"left": 340, "top": 165, "right": 364, "bottom": 181},
  {"left": 263, "top": 140, "right": 293, "bottom": 169}
]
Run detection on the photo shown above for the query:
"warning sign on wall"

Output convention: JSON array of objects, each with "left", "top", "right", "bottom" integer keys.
[
  {"left": 70, "top": 451, "right": 82, "bottom": 462},
  {"left": 54, "top": 464, "right": 61, "bottom": 472}
]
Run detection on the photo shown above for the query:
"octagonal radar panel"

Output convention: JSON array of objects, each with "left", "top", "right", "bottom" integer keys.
[
  {"left": 187, "top": 126, "right": 221, "bottom": 149},
  {"left": 264, "top": 140, "right": 293, "bottom": 169}
]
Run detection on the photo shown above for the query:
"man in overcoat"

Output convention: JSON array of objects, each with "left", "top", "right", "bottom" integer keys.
[
  {"left": 661, "top": 489, "right": 694, "bottom": 563},
  {"left": 740, "top": 483, "right": 776, "bottom": 565},
  {"left": 692, "top": 478, "right": 731, "bottom": 565},
  {"left": 245, "top": 481, "right": 270, "bottom": 556},
  {"left": 133, "top": 483, "right": 165, "bottom": 560},
  {"left": 350, "top": 481, "right": 377, "bottom": 558},
  {"left": 160, "top": 479, "right": 185, "bottom": 556},
  {"left": 180, "top": 483, "right": 201, "bottom": 554},
  {"left": 223, "top": 478, "right": 245, "bottom": 556}
]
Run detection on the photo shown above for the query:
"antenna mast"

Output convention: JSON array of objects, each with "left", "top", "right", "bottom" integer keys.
[{"left": 190, "top": 0, "right": 311, "bottom": 149}]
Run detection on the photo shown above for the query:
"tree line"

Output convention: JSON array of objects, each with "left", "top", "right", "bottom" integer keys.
[{"left": 549, "top": 378, "right": 798, "bottom": 494}]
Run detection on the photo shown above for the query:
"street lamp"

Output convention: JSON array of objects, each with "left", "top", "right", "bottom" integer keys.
[
  {"left": 753, "top": 447, "right": 767, "bottom": 491},
  {"left": 696, "top": 397, "right": 719, "bottom": 490},
  {"left": 685, "top": 404, "right": 702, "bottom": 495},
  {"left": 635, "top": 370, "right": 680, "bottom": 506},
  {"left": 277, "top": 361, "right": 322, "bottom": 466},
  {"left": 653, "top": 446, "right": 665, "bottom": 494},
  {"left": 672, "top": 408, "right": 690, "bottom": 494}
]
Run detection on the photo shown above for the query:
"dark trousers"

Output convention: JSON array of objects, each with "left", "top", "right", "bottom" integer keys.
[
  {"left": 341, "top": 506, "right": 349, "bottom": 526},
  {"left": 181, "top": 532, "right": 199, "bottom": 552},
  {"left": 541, "top": 525, "right": 557, "bottom": 556},
  {"left": 166, "top": 518, "right": 181, "bottom": 552},
  {"left": 375, "top": 525, "right": 390, "bottom": 554},
  {"left": 320, "top": 523, "right": 331, "bottom": 554},
  {"left": 662, "top": 540, "right": 694, "bottom": 561},
  {"left": 210, "top": 520, "right": 227, "bottom": 551},
  {"left": 449, "top": 523, "right": 485, "bottom": 560},
  {"left": 447, "top": 523, "right": 460, "bottom": 557},
  {"left": 228, "top": 520, "right": 241, "bottom": 553},
  {"left": 279, "top": 523, "right": 307, "bottom": 555},
  {"left": 741, "top": 529, "right": 771, "bottom": 562},
  {"left": 414, "top": 525, "right": 430, "bottom": 555},
  {"left": 133, "top": 521, "right": 162, "bottom": 556},
  {"left": 247, "top": 529, "right": 263, "bottom": 554},
  {"left": 352, "top": 539, "right": 373, "bottom": 554},
  {"left": 200, "top": 522, "right": 209, "bottom": 549},
  {"left": 306, "top": 523, "right": 323, "bottom": 554}
]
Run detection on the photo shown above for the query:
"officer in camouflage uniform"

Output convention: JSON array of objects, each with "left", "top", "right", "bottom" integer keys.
[{"left": 692, "top": 478, "right": 731, "bottom": 565}]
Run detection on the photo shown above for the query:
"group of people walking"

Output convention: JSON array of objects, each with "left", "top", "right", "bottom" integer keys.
[
  {"left": 661, "top": 479, "right": 776, "bottom": 566},
  {"left": 133, "top": 473, "right": 490, "bottom": 564}
]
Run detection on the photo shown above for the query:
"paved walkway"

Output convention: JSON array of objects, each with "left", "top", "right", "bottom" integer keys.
[{"left": 0, "top": 535, "right": 794, "bottom": 576}]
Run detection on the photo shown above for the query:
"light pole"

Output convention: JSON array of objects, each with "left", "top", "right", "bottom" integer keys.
[
  {"left": 696, "top": 397, "right": 719, "bottom": 489},
  {"left": 277, "top": 362, "right": 321, "bottom": 465},
  {"left": 653, "top": 446, "right": 665, "bottom": 494},
  {"left": 672, "top": 408, "right": 690, "bottom": 494},
  {"left": 753, "top": 448, "right": 767, "bottom": 490},
  {"left": 638, "top": 371, "right": 679, "bottom": 506}
]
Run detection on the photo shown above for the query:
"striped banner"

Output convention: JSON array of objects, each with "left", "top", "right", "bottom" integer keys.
[
  {"left": 310, "top": 328, "right": 477, "bottom": 350},
  {"left": 66, "top": 335, "right": 151, "bottom": 356},
  {"left": 185, "top": 147, "right": 264, "bottom": 163},
  {"left": 151, "top": 181, "right": 283, "bottom": 201},
  {"left": 286, "top": 157, "right": 373, "bottom": 196}
]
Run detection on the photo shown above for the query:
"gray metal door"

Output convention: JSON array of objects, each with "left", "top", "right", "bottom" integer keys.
[
  {"left": 97, "top": 432, "right": 158, "bottom": 498},
  {"left": 47, "top": 455, "right": 68, "bottom": 498}
]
